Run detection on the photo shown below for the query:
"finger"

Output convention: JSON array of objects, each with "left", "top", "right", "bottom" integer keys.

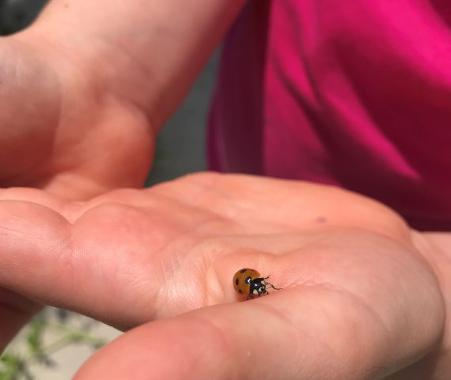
[
  {"left": 0, "top": 191, "right": 65, "bottom": 349},
  {"left": 0, "top": 197, "right": 188, "bottom": 329},
  {"left": 0, "top": 200, "right": 72, "bottom": 302},
  {"left": 75, "top": 287, "right": 442, "bottom": 380},
  {"left": 0, "top": 199, "right": 139, "bottom": 328},
  {"left": 0, "top": 187, "right": 66, "bottom": 212}
]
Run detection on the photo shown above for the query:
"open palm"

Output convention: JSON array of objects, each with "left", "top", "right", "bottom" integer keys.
[{"left": 0, "top": 173, "right": 449, "bottom": 379}]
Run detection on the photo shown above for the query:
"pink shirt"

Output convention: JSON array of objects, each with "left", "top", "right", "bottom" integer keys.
[{"left": 208, "top": 0, "right": 451, "bottom": 230}]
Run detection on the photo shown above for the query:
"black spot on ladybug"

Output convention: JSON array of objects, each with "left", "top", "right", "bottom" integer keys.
[{"left": 235, "top": 278, "right": 239, "bottom": 286}]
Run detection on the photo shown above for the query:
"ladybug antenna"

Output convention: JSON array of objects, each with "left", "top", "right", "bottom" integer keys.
[
  {"left": 263, "top": 276, "right": 282, "bottom": 291},
  {"left": 266, "top": 283, "right": 282, "bottom": 291}
]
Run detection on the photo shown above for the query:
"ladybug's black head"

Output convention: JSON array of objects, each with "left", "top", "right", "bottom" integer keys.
[{"left": 249, "top": 278, "right": 267, "bottom": 297}]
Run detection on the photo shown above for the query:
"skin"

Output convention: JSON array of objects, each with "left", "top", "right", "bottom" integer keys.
[
  {"left": 0, "top": 0, "right": 243, "bottom": 349},
  {"left": 0, "top": 1, "right": 450, "bottom": 379},
  {"left": 0, "top": 173, "right": 449, "bottom": 379},
  {"left": 0, "top": 0, "right": 244, "bottom": 197}
]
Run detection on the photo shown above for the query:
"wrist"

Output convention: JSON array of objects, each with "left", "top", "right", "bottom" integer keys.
[
  {"left": 19, "top": 0, "right": 245, "bottom": 132},
  {"left": 16, "top": 24, "right": 157, "bottom": 127}
]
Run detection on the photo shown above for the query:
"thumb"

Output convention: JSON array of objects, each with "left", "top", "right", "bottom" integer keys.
[{"left": 74, "top": 287, "right": 441, "bottom": 380}]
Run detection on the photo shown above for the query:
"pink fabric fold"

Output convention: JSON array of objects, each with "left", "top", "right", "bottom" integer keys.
[{"left": 208, "top": 0, "right": 451, "bottom": 230}]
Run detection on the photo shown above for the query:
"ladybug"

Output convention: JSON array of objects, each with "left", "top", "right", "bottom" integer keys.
[{"left": 233, "top": 268, "right": 281, "bottom": 299}]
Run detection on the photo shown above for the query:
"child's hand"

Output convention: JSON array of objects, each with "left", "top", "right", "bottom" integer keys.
[
  {"left": 0, "top": 173, "right": 448, "bottom": 379},
  {"left": 0, "top": 36, "right": 154, "bottom": 199}
]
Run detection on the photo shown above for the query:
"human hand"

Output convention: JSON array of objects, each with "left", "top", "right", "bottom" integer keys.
[
  {"left": 0, "top": 35, "right": 154, "bottom": 199},
  {"left": 0, "top": 0, "right": 244, "bottom": 201},
  {"left": 0, "top": 173, "right": 448, "bottom": 379}
]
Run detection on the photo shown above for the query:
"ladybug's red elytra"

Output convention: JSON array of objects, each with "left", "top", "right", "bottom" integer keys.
[{"left": 233, "top": 268, "right": 281, "bottom": 299}]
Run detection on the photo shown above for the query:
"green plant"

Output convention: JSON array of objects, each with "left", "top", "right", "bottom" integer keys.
[{"left": 0, "top": 310, "right": 106, "bottom": 380}]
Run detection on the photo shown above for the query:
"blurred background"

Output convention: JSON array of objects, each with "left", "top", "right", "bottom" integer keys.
[{"left": 0, "top": 0, "right": 216, "bottom": 378}]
